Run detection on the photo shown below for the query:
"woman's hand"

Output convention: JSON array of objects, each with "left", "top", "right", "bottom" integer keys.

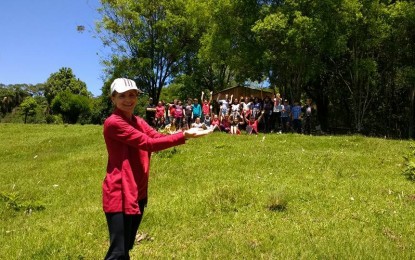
[{"left": 183, "top": 128, "right": 213, "bottom": 138}]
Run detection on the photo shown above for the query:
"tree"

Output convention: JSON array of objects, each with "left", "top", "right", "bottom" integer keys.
[
  {"left": 386, "top": 1, "right": 415, "bottom": 138},
  {"left": 253, "top": 1, "right": 326, "bottom": 101},
  {"left": 51, "top": 91, "right": 91, "bottom": 124},
  {"left": 0, "top": 84, "right": 31, "bottom": 115},
  {"left": 44, "top": 67, "right": 89, "bottom": 105},
  {"left": 328, "top": 0, "right": 389, "bottom": 132},
  {"left": 97, "top": 0, "right": 200, "bottom": 102},
  {"left": 252, "top": 0, "right": 398, "bottom": 134},
  {"left": 192, "top": 0, "right": 264, "bottom": 92},
  {"left": 20, "top": 96, "right": 38, "bottom": 124}
]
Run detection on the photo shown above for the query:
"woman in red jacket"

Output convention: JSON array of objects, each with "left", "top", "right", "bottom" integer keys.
[{"left": 103, "top": 78, "right": 210, "bottom": 259}]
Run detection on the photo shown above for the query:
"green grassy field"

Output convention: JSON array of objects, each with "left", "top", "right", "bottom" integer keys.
[{"left": 1, "top": 123, "right": 414, "bottom": 259}]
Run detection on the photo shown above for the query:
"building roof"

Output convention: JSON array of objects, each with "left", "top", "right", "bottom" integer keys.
[{"left": 213, "top": 85, "right": 273, "bottom": 95}]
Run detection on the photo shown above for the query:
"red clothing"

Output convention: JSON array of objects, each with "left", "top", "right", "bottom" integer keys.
[
  {"left": 248, "top": 120, "right": 259, "bottom": 133},
  {"left": 221, "top": 118, "right": 231, "bottom": 128},
  {"left": 175, "top": 105, "right": 183, "bottom": 118},
  {"left": 103, "top": 109, "right": 185, "bottom": 214},
  {"left": 243, "top": 109, "right": 251, "bottom": 119},
  {"left": 202, "top": 102, "right": 210, "bottom": 115},
  {"left": 169, "top": 105, "right": 176, "bottom": 118},
  {"left": 155, "top": 105, "right": 165, "bottom": 118},
  {"left": 211, "top": 118, "right": 220, "bottom": 127}
]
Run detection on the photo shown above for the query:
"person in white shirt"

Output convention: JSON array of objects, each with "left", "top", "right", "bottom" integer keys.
[
  {"left": 272, "top": 93, "right": 283, "bottom": 132},
  {"left": 191, "top": 117, "right": 205, "bottom": 129},
  {"left": 217, "top": 93, "right": 230, "bottom": 121}
]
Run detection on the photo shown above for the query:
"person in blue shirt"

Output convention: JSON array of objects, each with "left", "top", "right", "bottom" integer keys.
[
  {"left": 281, "top": 99, "right": 291, "bottom": 133},
  {"left": 252, "top": 97, "right": 262, "bottom": 119},
  {"left": 291, "top": 100, "right": 302, "bottom": 133},
  {"left": 192, "top": 98, "right": 201, "bottom": 122}
]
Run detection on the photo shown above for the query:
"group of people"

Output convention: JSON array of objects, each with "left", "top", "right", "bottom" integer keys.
[{"left": 145, "top": 92, "right": 316, "bottom": 135}]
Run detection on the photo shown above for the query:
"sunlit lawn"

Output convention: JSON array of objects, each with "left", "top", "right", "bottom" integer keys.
[{"left": 0, "top": 123, "right": 414, "bottom": 259}]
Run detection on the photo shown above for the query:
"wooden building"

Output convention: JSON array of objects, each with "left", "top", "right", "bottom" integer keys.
[{"left": 212, "top": 85, "right": 273, "bottom": 101}]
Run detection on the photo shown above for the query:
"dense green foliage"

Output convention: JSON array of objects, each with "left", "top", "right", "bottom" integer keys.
[
  {"left": 51, "top": 91, "right": 91, "bottom": 124},
  {"left": 1, "top": 1, "right": 414, "bottom": 138},
  {"left": 44, "top": 67, "right": 89, "bottom": 105},
  {"left": 0, "top": 124, "right": 414, "bottom": 258},
  {"left": 1, "top": 84, "right": 48, "bottom": 124},
  {"left": 1, "top": 84, "right": 41, "bottom": 115},
  {"left": 19, "top": 97, "right": 38, "bottom": 124},
  {"left": 403, "top": 144, "right": 415, "bottom": 181},
  {"left": 96, "top": 0, "right": 415, "bottom": 138},
  {"left": 2, "top": 68, "right": 97, "bottom": 124}
]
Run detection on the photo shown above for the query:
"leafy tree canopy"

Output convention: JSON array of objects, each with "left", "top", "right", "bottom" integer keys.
[
  {"left": 51, "top": 90, "right": 91, "bottom": 124},
  {"left": 20, "top": 96, "right": 38, "bottom": 124},
  {"left": 97, "top": 0, "right": 200, "bottom": 102},
  {"left": 44, "top": 67, "right": 89, "bottom": 105}
]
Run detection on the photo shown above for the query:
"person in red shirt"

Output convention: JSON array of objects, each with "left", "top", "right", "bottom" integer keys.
[
  {"left": 155, "top": 101, "right": 165, "bottom": 129},
  {"left": 244, "top": 111, "right": 265, "bottom": 134},
  {"left": 210, "top": 114, "right": 221, "bottom": 131},
  {"left": 168, "top": 99, "right": 177, "bottom": 125},
  {"left": 220, "top": 114, "right": 231, "bottom": 133},
  {"left": 174, "top": 100, "right": 184, "bottom": 129},
  {"left": 103, "top": 78, "right": 210, "bottom": 260},
  {"left": 201, "top": 90, "right": 213, "bottom": 121}
]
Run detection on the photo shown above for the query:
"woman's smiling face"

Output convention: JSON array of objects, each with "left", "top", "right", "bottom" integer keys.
[{"left": 111, "top": 89, "right": 139, "bottom": 117}]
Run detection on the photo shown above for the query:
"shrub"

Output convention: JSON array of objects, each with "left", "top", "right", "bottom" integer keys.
[
  {"left": 403, "top": 143, "right": 415, "bottom": 181},
  {"left": 0, "top": 192, "right": 45, "bottom": 214},
  {"left": 51, "top": 91, "right": 91, "bottom": 124}
]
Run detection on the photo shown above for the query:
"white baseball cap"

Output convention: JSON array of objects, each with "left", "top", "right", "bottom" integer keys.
[{"left": 110, "top": 78, "right": 144, "bottom": 94}]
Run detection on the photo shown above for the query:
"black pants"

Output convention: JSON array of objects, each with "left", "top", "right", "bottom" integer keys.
[
  {"left": 271, "top": 112, "right": 281, "bottom": 131},
  {"left": 304, "top": 116, "right": 312, "bottom": 135},
  {"left": 105, "top": 199, "right": 147, "bottom": 260},
  {"left": 264, "top": 113, "right": 272, "bottom": 133},
  {"left": 281, "top": 117, "right": 290, "bottom": 133},
  {"left": 185, "top": 115, "right": 192, "bottom": 128},
  {"left": 292, "top": 119, "right": 302, "bottom": 133}
]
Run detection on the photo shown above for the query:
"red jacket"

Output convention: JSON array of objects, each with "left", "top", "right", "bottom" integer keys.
[
  {"left": 103, "top": 109, "right": 185, "bottom": 214},
  {"left": 248, "top": 120, "right": 259, "bottom": 133}
]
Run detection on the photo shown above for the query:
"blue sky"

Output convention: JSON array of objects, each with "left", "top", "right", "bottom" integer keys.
[{"left": 0, "top": 0, "right": 106, "bottom": 96}]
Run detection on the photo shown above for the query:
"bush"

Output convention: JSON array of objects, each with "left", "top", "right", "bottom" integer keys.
[
  {"left": 46, "top": 114, "right": 63, "bottom": 124},
  {"left": 403, "top": 143, "right": 415, "bottom": 181},
  {"left": 51, "top": 91, "right": 91, "bottom": 124}
]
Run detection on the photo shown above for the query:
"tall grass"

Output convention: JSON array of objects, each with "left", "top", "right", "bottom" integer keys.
[{"left": 0, "top": 124, "right": 414, "bottom": 259}]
